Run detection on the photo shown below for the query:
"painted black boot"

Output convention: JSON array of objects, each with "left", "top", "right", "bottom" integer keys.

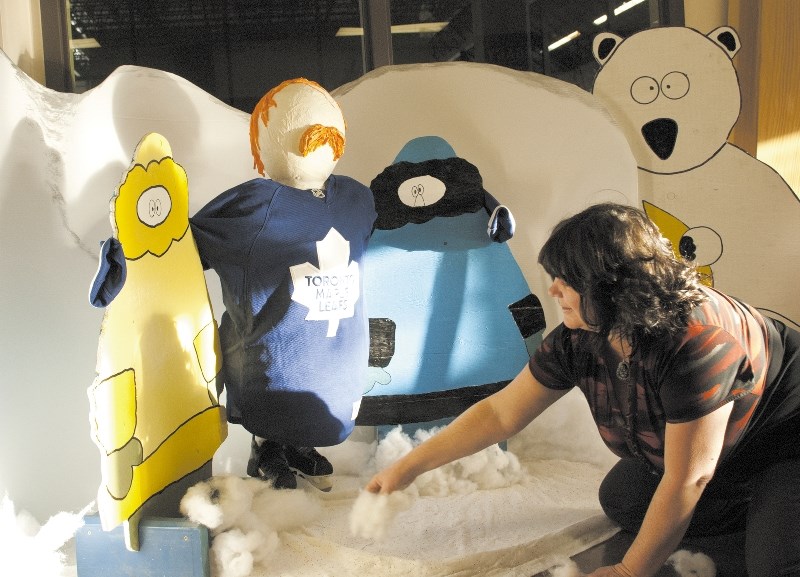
[{"left": 246, "top": 437, "right": 297, "bottom": 490}]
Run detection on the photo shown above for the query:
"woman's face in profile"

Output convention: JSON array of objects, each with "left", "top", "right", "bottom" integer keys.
[{"left": 548, "top": 277, "right": 591, "bottom": 331}]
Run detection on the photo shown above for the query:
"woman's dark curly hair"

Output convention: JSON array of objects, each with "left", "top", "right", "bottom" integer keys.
[{"left": 538, "top": 203, "right": 707, "bottom": 343}]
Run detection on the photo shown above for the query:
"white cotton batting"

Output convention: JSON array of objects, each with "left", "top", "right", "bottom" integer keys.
[
  {"left": 210, "top": 528, "right": 278, "bottom": 577},
  {"left": 181, "top": 475, "right": 323, "bottom": 577},
  {"left": 250, "top": 481, "right": 323, "bottom": 532},
  {"left": 180, "top": 476, "right": 255, "bottom": 533},
  {"left": 349, "top": 490, "right": 412, "bottom": 541},
  {"left": 543, "top": 557, "right": 584, "bottom": 577},
  {"left": 373, "top": 426, "right": 525, "bottom": 499},
  {"left": 374, "top": 427, "right": 415, "bottom": 471},
  {"left": 546, "top": 557, "right": 584, "bottom": 577},
  {"left": 0, "top": 494, "right": 92, "bottom": 577},
  {"left": 668, "top": 549, "right": 717, "bottom": 577}
]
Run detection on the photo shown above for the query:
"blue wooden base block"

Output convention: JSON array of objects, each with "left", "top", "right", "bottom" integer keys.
[{"left": 76, "top": 516, "right": 210, "bottom": 577}]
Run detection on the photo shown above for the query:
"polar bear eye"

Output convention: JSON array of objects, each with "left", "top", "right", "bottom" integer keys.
[
  {"left": 630, "top": 76, "right": 659, "bottom": 104},
  {"left": 397, "top": 175, "right": 446, "bottom": 207},
  {"left": 661, "top": 72, "right": 690, "bottom": 100}
]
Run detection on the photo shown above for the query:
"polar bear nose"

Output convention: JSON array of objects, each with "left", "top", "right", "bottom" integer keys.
[{"left": 641, "top": 118, "right": 678, "bottom": 160}]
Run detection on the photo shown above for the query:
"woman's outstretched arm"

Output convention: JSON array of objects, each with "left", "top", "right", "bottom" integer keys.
[{"left": 365, "top": 364, "right": 568, "bottom": 494}]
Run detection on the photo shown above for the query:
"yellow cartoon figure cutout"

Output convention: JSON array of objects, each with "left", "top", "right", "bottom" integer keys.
[{"left": 88, "top": 133, "right": 226, "bottom": 548}]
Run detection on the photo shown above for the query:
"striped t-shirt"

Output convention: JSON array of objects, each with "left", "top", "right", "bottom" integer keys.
[{"left": 530, "top": 286, "right": 799, "bottom": 475}]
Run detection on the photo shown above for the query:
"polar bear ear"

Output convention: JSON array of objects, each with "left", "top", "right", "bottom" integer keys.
[
  {"left": 593, "top": 32, "right": 624, "bottom": 66},
  {"left": 707, "top": 26, "right": 740, "bottom": 59}
]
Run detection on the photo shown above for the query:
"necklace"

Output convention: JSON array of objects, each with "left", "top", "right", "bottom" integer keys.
[{"left": 616, "top": 336, "right": 632, "bottom": 381}]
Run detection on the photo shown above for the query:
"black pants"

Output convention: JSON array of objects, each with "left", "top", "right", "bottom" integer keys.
[{"left": 599, "top": 457, "right": 800, "bottom": 576}]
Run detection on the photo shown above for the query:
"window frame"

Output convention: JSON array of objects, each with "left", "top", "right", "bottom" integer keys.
[{"left": 41, "top": 0, "right": 683, "bottom": 93}]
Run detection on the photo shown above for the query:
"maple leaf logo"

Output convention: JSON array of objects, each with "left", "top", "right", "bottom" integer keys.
[{"left": 290, "top": 228, "right": 360, "bottom": 337}]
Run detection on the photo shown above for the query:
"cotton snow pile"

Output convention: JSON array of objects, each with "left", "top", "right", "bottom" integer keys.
[
  {"left": 0, "top": 493, "right": 91, "bottom": 577},
  {"left": 374, "top": 425, "right": 524, "bottom": 497},
  {"left": 668, "top": 549, "right": 717, "bottom": 577},
  {"left": 180, "top": 476, "right": 322, "bottom": 577},
  {"left": 348, "top": 425, "right": 525, "bottom": 541},
  {"left": 188, "top": 425, "right": 527, "bottom": 566},
  {"left": 349, "top": 490, "right": 412, "bottom": 541},
  {"left": 546, "top": 557, "right": 583, "bottom": 577}
]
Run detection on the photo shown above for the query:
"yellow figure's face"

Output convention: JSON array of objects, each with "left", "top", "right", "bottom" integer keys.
[{"left": 112, "top": 157, "right": 189, "bottom": 259}]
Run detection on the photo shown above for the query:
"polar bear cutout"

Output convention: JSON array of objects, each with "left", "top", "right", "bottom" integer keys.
[{"left": 592, "top": 26, "right": 800, "bottom": 330}]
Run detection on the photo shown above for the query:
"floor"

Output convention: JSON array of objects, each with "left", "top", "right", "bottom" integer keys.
[{"left": 533, "top": 530, "right": 748, "bottom": 576}]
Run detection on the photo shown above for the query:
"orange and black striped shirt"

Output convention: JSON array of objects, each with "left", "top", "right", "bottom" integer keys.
[{"left": 530, "top": 286, "right": 800, "bottom": 474}]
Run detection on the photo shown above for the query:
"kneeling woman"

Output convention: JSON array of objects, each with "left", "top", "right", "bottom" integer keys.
[{"left": 365, "top": 203, "right": 800, "bottom": 577}]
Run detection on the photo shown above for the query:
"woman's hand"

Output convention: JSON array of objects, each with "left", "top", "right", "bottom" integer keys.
[{"left": 365, "top": 458, "right": 418, "bottom": 494}]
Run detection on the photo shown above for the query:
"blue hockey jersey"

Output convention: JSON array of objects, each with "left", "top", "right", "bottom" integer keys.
[{"left": 190, "top": 175, "right": 376, "bottom": 446}]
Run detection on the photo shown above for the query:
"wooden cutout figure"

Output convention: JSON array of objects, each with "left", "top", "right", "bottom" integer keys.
[
  {"left": 592, "top": 26, "right": 800, "bottom": 330},
  {"left": 363, "top": 136, "right": 535, "bottom": 401},
  {"left": 88, "top": 133, "right": 227, "bottom": 549}
]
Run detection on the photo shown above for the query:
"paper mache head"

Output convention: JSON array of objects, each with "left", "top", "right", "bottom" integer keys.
[{"left": 249, "top": 78, "right": 346, "bottom": 190}]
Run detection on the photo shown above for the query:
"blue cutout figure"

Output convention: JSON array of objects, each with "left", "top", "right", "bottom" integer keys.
[{"left": 364, "top": 137, "right": 538, "bottom": 402}]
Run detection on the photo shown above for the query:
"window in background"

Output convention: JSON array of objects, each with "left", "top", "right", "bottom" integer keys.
[
  {"left": 64, "top": 0, "right": 679, "bottom": 111},
  {"left": 388, "top": 0, "right": 474, "bottom": 65},
  {"left": 389, "top": 0, "right": 664, "bottom": 92},
  {"left": 533, "top": 0, "right": 653, "bottom": 91},
  {"left": 68, "top": 0, "right": 365, "bottom": 112}
]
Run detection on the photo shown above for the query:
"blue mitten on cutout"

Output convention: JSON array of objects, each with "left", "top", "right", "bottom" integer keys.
[{"left": 89, "top": 237, "right": 127, "bottom": 308}]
